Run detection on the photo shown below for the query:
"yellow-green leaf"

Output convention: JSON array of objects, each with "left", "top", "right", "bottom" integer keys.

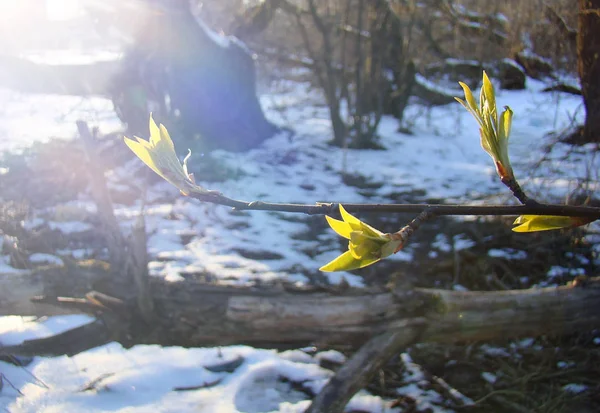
[
  {"left": 158, "top": 123, "right": 175, "bottom": 151},
  {"left": 124, "top": 114, "right": 209, "bottom": 196},
  {"left": 456, "top": 71, "right": 514, "bottom": 182},
  {"left": 321, "top": 204, "right": 396, "bottom": 272},
  {"left": 349, "top": 231, "right": 383, "bottom": 259},
  {"left": 458, "top": 82, "right": 478, "bottom": 113},
  {"left": 512, "top": 215, "right": 592, "bottom": 232},
  {"left": 339, "top": 204, "right": 362, "bottom": 231},
  {"left": 124, "top": 137, "right": 164, "bottom": 180},
  {"left": 149, "top": 115, "right": 161, "bottom": 144},
  {"left": 358, "top": 220, "right": 385, "bottom": 238},
  {"left": 380, "top": 239, "right": 403, "bottom": 258},
  {"left": 319, "top": 250, "right": 380, "bottom": 272},
  {"left": 482, "top": 72, "right": 495, "bottom": 107},
  {"left": 499, "top": 106, "right": 513, "bottom": 141},
  {"left": 325, "top": 215, "right": 353, "bottom": 239}
]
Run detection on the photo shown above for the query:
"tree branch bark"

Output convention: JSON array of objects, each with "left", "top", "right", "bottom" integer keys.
[
  {"left": 2, "top": 264, "right": 599, "bottom": 352},
  {"left": 186, "top": 190, "right": 600, "bottom": 219},
  {"left": 306, "top": 320, "right": 427, "bottom": 413}
]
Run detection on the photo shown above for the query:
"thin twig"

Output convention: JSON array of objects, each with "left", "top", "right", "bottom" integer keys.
[
  {"left": 78, "top": 372, "right": 115, "bottom": 392},
  {"left": 1, "top": 373, "right": 25, "bottom": 396},
  {"left": 501, "top": 176, "right": 531, "bottom": 205},
  {"left": 173, "top": 378, "right": 222, "bottom": 391},
  {"left": 390, "top": 208, "right": 436, "bottom": 245}
]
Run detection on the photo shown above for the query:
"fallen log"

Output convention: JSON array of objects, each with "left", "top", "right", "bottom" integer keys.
[
  {"left": 1, "top": 264, "right": 598, "bottom": 352},
  {"left": 2, "top": 265, "right": 599, "bottom": 413}
]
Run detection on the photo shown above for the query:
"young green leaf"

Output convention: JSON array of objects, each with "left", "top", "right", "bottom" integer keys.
[
  {"left": 512, "top": 215, "right": 593, "bottom": 232},
  {"left": 320, "top": 205, "right": 402, "bottom": 272},
  {"left": 124, "top": 115, "right": 211, "bottom": 196},
  {"left": 456, "top": 71, "right": 514, "bottom": 181}
]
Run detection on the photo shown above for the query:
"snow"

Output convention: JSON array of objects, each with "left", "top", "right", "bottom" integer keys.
[
  {"left": 513, "top": 338, "right": 535, "bottom": 349},
  {"left": 557, "top": 361, "right": 575, "bottom": 369},
  {"left": 501, "top": 57, "right": 522, "bottom": 70},
  {"left": 313, "top": 350, "right": 345, "bottom": 365},
  {"left": 0, "top": 315, "right": 94, "bottom": 346},
  {"left": 28, "top": 253, "right": 64, "bottom": 266},
  {"left": 562, "top": 383, "right": 588, "bottom": 394},
  {"left": 480, "top": 345, "right": 511, "bottom": 358},
  {"left": 0, "top": 89, "right": 118, "bottom": 154},
  {"left": 543, "top": 265, "right": 586, "bottom": 287},
  {"left": 480, "top": 372, "right": 497, "bottom": 384},
  {"left": 395, "top": 354, "right": 452, "bottom": 412},
  {"left": 452, "top": 284, "right": 469, "bottom": 292},
  {"left": 47, "top": 221, "right": 93, "bottom": 234},
  {"left": 432, "top": 234, "right": 476, "bottom": 253},
  {"left": 0, "top": 320, "right": 407, "bottom": 412},
  {"left": 20, "top": 50, "right": 122, "bottom": 66},
  {"left": 0, "top": 256, "right": 29, "bottom": 275},
  {"left": 415, "top": 73, "right": 461, "bottom": 97},
  {"left": 487, "top": 248, "right": 527, "bottom": 260}
]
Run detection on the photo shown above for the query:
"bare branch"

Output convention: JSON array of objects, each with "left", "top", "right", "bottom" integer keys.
[
  {"left": 306, "top": 320, "right": 427, "bottom": 413},
  {"left": 188, "top": 191, "right": 600, "bottom": 220}
]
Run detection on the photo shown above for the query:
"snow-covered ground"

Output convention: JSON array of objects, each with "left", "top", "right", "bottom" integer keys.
[
  {"left": 1, "top": 63, "right": 598, "bottom": 412},
  {"left": 0, "top": 317, "right": 452, "bottom": 413}
]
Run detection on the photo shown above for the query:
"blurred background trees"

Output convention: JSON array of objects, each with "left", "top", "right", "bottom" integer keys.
[
  {"left": 223, "top": 0, "right": 583, "bottom": 147},
  {"left": 577, "top": 0, "right": 600, "bottom": 144},
  {"left": 0, "top": 0, "right": 590, "bottom": 149}
]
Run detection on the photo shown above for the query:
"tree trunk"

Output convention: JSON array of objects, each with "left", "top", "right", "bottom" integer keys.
[
  {"left": 0, "top": 0, "right": 279, "bottom": 152},
  {"left": 578, "top": 0, "right": 600, "bottom": 143},
  {"left": 301, "top": 0, "right": 347, "bottom": 148},
  {"left": 146, "top": 2, "right": 278, "bottom": 152}
]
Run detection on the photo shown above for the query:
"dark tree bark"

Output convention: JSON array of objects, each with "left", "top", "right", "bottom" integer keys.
[
  {"left": 577, "top": 0, "right": 600, "bottom": 143},
  {"left": 109, "top": 0, "right": 279, "bottom": 152}
]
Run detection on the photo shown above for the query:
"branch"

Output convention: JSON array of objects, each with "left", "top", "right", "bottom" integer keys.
[
  {"left": 77, "top": 121, "right": 129, "bottom": 270},
  {"left": 544, "top": 2, "right": 577, "bottom": 48},
  {"left": 306, "top": 320, "right": 427, "bottom": 413},
  {"left": 189, "top": 191, "right": 600, "bottom": 219},
  {"left": 0, "top": 320, "right": 111, "bottom": 357}
]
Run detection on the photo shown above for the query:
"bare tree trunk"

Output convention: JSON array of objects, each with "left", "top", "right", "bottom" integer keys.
[
  {"left": 295, "top": 0, "right": 347, "bottom": 147},
  {"left": 111, "top": 0, "right": 278, "bottom": 150},
  {"left": 577, "top": 0, "right": 600, "bottom": 143},
  {"left": 77, "top": 122, "right": 129, "bottom": 271}
]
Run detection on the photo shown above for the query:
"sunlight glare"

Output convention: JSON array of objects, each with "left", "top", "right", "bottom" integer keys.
[
  {"left": 0, "top": 0, "right": 81, "bottom": 23},
  {"left": 46, "top": 0, "right": 81, "bottom": 21}
]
